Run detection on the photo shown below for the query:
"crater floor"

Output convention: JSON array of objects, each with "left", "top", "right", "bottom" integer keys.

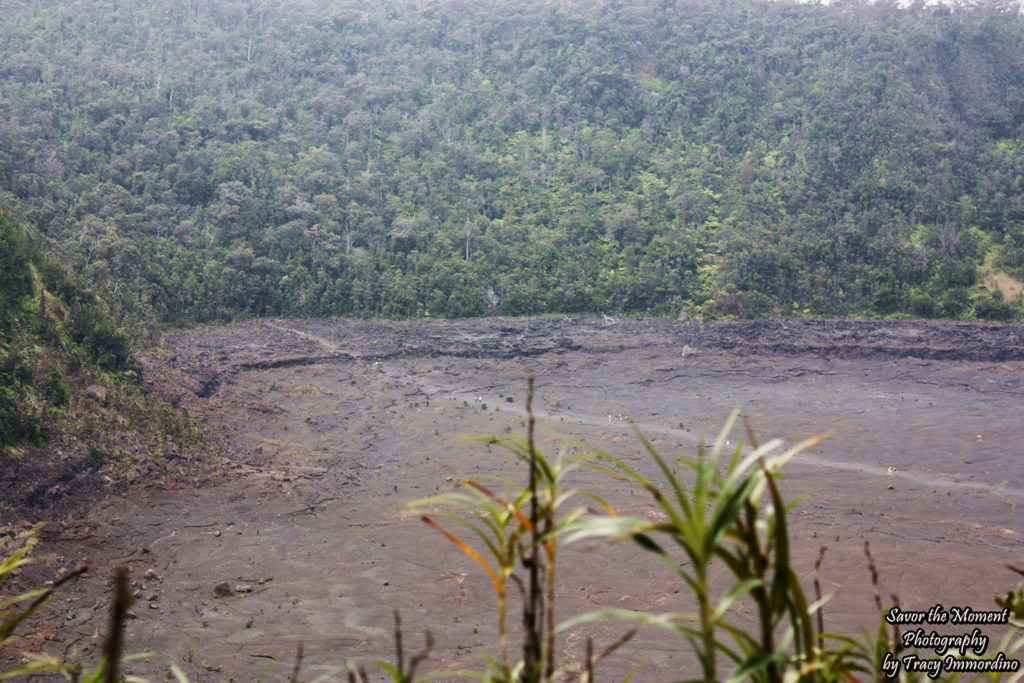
[{"left": 19, "top": 317, "right": 1024, "bottom": 680}]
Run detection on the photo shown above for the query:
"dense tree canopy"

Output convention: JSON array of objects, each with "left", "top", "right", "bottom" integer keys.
[{"left": 1, "top": 0, "right": 1022, "bottom": 325}]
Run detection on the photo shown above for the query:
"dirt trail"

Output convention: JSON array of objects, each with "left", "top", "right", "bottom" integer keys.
[
  {"left": 262, "top": 321, "right": 344, "bottom": 353},
  {"left": 12, "top": 316, "right": 1024, "bottom": 681}
]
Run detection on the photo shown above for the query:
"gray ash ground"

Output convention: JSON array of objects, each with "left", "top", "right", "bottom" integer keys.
[
  {"left": 169, "top": 316, "right": 1024, "bottom": 372},
  {"left": 6, "top": 316, "right": 1023, "bottom": 681}
]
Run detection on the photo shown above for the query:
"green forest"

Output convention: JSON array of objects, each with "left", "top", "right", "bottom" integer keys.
[{"left": 2, "top": 0, "right": 1024, "bottom": 329}]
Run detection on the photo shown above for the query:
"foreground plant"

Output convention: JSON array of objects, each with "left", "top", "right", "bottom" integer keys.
[
  {"left": 0, "top": 526, "right": 87, "bottom": 680},
  {"left": 406, "top": 379, "right": 619, "bottom": 681},
  {"left": 559, "top": 410, "right": 842, "bottom": 682},
  {"left": 0, "top": 530, "right": 162, "bottom": 683}
]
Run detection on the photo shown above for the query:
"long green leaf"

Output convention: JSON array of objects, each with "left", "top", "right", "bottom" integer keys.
[
  {"left": 558, "top": 608, "right": 703, "bottom": 641},
  {"left": 0, "top": 655, "right": 69, "bottom": 680},
  {"left": 714, "top": 578, "right": 765, "bottom": 621},
  {"left": 631, "top": 422, "right": 694, "bottom": 522}
]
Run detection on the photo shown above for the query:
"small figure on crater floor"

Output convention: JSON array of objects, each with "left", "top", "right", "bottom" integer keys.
[{"left": 887, "top": 466, "right": 897, "bottom": 477}]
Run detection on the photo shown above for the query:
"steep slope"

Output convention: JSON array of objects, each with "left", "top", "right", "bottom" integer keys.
[{"left": 0, "top": 209, "right": 208, "bottom": 519}]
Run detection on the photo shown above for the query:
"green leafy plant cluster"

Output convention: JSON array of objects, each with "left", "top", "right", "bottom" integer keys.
[
  {"left": 405, "top": 380, "right": 616, "bottom": 681},
  {"left": 560, "top": 413, "right": 833, "bottom": 681},
  {"left": 399, "top": 407, "right": 850, "bottom": 681}
]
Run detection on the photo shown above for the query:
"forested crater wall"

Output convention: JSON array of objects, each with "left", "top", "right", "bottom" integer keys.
[{"left": 1, "top": 0, "right": 1023, "bottom": 326}]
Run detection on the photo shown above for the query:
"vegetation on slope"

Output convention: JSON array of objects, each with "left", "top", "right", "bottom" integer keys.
[
  {"left": 1, "top": 0, "right": 1022, "bottom": 325},
  {"left": 0, "top": 209, "right": 134, "bottom": 446},
  {"left": 0, "top": 209, "right": 205, "bottom": 511}
]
